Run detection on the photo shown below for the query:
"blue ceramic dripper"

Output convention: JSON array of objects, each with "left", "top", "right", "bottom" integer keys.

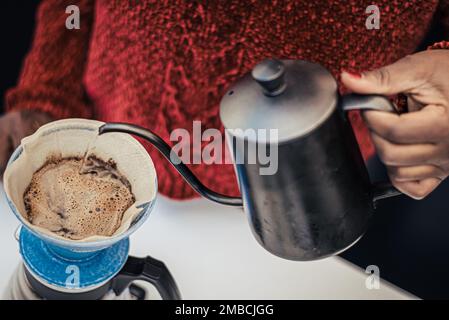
[{"left": 3, "top": 119, "right": 180, "bottom": 299}]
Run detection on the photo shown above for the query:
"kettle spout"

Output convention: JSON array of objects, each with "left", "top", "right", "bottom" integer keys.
[{"left": 98, "top": 123, "right": 243, "bottom": 207}]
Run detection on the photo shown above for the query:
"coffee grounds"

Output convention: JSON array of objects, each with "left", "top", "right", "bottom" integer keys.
[{"left": 23, "top": 156, "right": 135, "bottom": 240}]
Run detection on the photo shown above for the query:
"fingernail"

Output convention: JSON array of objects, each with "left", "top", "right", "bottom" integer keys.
[{"left": 342, "top": 70, "right": 362, "bottom": 79}]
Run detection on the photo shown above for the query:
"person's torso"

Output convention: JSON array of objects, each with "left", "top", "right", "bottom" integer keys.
[{"left": 83, "top": 0, "right": 438, "bottom": 198}]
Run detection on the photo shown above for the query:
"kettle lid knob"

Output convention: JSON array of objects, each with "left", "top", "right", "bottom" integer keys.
[{"left": 251, "top": 59, "right": 286, "bottom": 96}]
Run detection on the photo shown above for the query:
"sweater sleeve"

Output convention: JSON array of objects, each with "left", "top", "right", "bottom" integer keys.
[{"left": 4, "top": 0, "right": 94, "bottom": 119}]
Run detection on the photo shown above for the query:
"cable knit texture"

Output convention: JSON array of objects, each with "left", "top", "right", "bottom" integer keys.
[{"left": 5, "top": 0, "right": 448, "bottom": 200}]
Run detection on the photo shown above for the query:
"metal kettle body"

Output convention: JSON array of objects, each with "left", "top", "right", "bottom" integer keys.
[
  {"left": 99, "top": 59, "right": 400, "bottom": 261},
  {"left": 229, "top": 102, "right": 373, "bottom": 260}
]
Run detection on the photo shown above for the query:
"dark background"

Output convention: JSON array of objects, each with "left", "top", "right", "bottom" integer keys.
[
  {"left": 0, "top": 0, "right": 40, "bottom": 113},
  {"left": 0, "top": 1, "right": 448, "bottom": 299}
]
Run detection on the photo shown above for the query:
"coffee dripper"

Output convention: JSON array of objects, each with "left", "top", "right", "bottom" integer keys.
[
  {"left": 3, "top": 119, "right": 181, "bottom": 300},
  {"left": 99, "top": 59, "right": 404, "bottom": 261}
]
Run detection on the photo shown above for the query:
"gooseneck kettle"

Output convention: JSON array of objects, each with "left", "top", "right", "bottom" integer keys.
[{"left": 99, "top": 59, "right": 401, "bottom": 261}]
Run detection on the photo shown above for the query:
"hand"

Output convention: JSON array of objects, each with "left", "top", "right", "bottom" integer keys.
[
  {"left": 341, "top": 50, "right": 449, "bottom": 199},
  {"left": 0, "top": 110, "right": 53, "bottom": 177}
]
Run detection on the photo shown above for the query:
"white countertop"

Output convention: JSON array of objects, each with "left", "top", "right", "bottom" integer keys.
[{"left": 0, "top": 183, "right": 414, "bottom": 299}]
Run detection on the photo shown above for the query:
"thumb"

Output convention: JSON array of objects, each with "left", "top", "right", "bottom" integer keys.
[
  {"left": 341, "top": 55, "right": 426, "bottom": 96},
  {"left": 0, "top": 131, "right": 13, "bottom": 177}
]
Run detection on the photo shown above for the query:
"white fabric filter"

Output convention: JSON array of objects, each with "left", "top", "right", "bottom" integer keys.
[{"left": 3, "top": 119, "right": 157, "bottom": 242}]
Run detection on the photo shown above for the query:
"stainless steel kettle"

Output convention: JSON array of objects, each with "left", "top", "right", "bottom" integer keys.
[{"left": 99, "top": 59, "right": 401, "bottom": 261}]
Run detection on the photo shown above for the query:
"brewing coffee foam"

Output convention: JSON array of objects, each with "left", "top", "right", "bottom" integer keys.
[{"left": 23, "top": 156, "right": 135, "bottom": 240}]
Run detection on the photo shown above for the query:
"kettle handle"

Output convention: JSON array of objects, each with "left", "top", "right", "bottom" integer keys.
[
  {"left": 341, "top": 93, "right": 402, "bottom": 203},
  {"left": 98, "top": 123, "right": 244, "bottom": 207},
  {"left": 111, "top": 255, "right": 182, "bottom": 300}
]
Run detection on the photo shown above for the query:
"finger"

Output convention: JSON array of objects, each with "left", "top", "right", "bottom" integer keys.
[
  {"left": 0, "top": 134, "right": 13, "bottom": 176},
  {"left": 363, "top": 104, "right": 449, "bottom": 144},
  {"left": 10, "top": 110, "right": 52, "bottom": 148},
  {"left": 371, "top": 132, "right": 439, "bottom": 166},
  {"left": 392, "top": 177, "right": 441, "bottom": 200},
  {"left": 341, "top": 55, "right": 428, "bottom": 95},
  {"left": 387, "top": 165, "right": 447, "bottom": 182}
]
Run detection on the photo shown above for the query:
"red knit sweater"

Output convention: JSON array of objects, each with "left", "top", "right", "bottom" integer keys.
[{"left": 5, "top": 0, "right": 449, "bottom": 200}]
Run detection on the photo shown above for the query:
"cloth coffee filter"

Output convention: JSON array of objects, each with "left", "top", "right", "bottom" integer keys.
[{"left": 3, "top": 118, "right": 157, "bottom": 242}]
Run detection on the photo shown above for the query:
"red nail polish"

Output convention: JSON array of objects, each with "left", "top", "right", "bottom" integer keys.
[{"left": 344, "top": 71, "right": 362, "bottom": 79}]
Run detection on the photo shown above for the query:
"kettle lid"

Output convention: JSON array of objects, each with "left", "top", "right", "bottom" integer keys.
[{"left": 219, "top": 59, "right": 338, "bottom": 143}]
